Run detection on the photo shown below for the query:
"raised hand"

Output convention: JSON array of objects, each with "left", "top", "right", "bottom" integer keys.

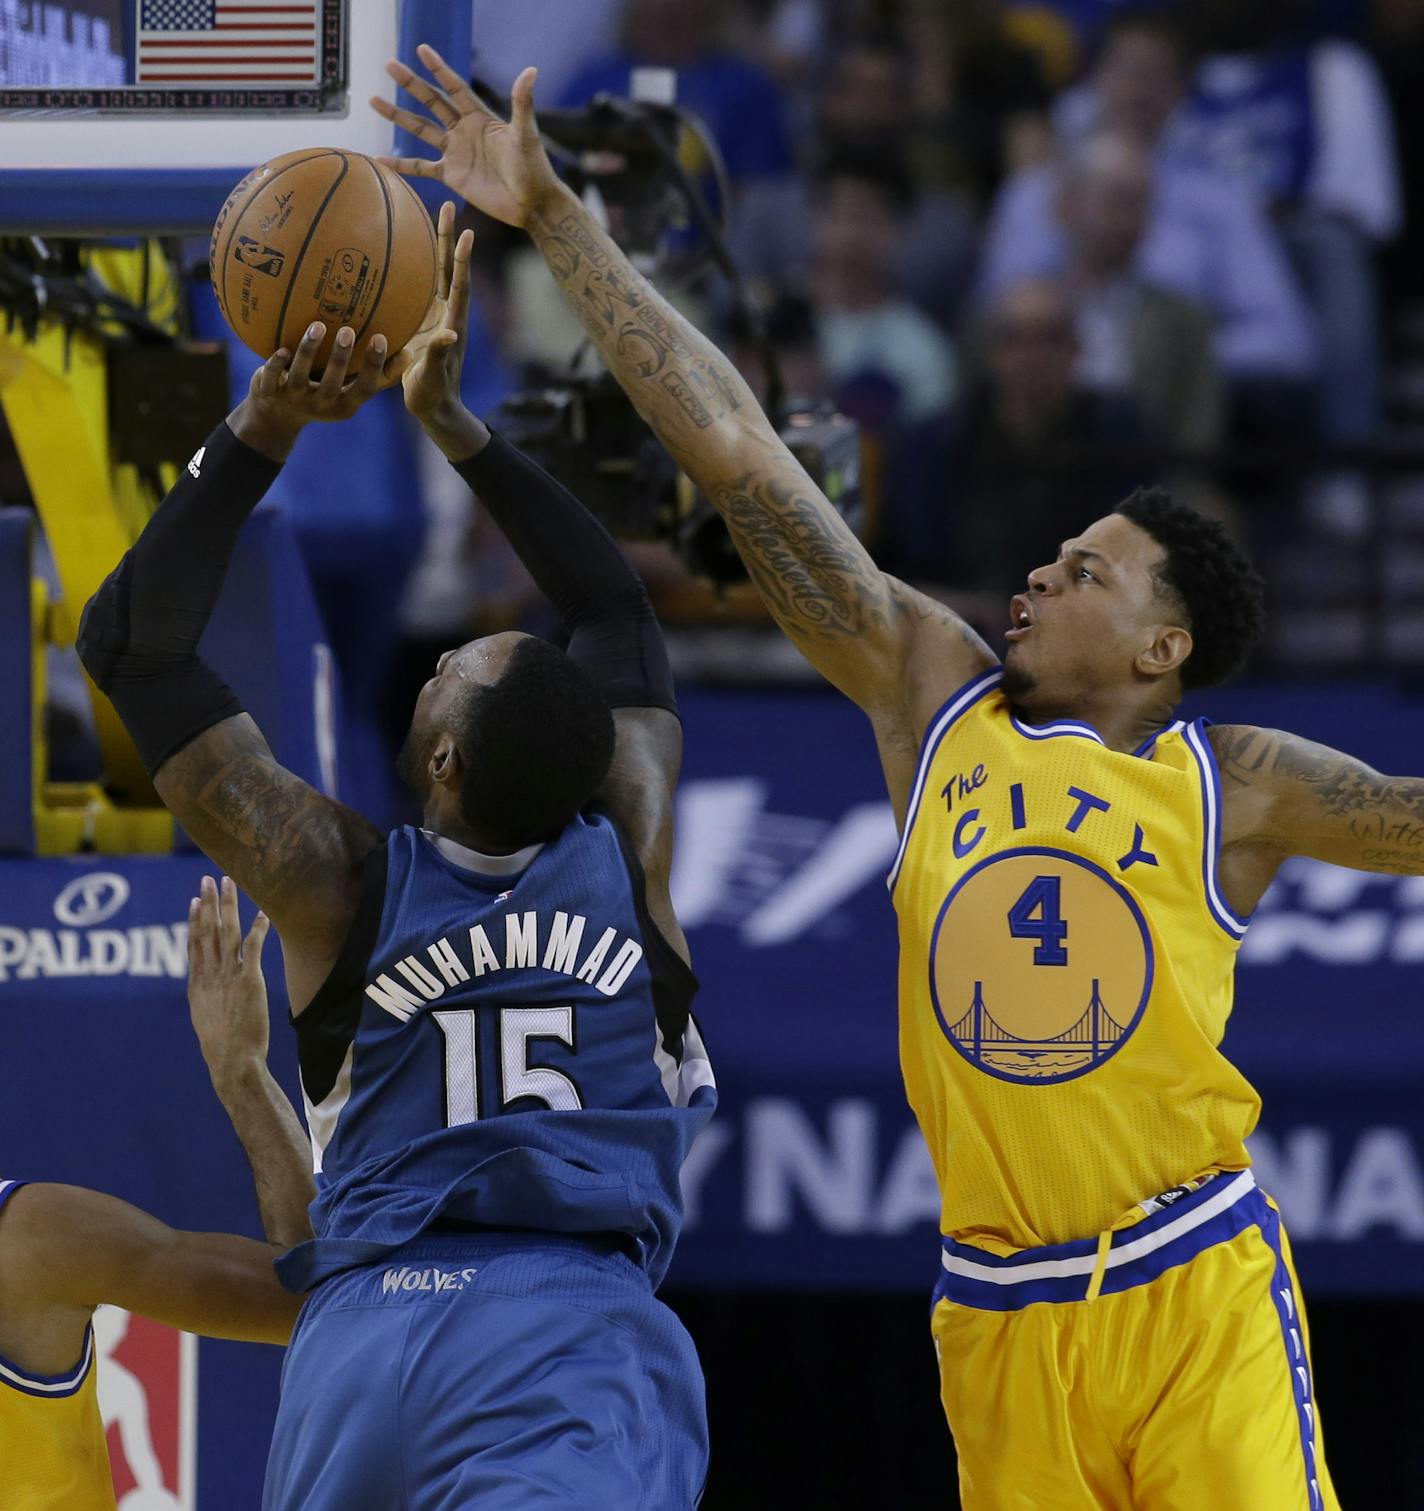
[
  {"left": 230, "top": 320, "right": 410, "bottom": 460},
  {"left": 400, "top": 199, "right": 475, "bottom": 422},
  {"left": 187, "top": 875, "right": 272, "bottom": 1089},
  {"left": 370, "top": 46, "right": 563, "bottom": 229}
]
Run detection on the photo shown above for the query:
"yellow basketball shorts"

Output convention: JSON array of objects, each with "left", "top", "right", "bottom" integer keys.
[{"left": 930, "top": 1171, "right": 1339, "bottom": 1511}]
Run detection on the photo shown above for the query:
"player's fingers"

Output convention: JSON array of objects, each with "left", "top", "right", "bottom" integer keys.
[
  {"left": 387, "top": 61, "right": 460, "bottom": 128},
  {"left": 352, "top": 334, "right": 389, "bottom": 400},
  {"left": 317, "top": 326, "right": 356, "bottom": 400},
  {"left": 510, "top": 66, "right": 538, "bottom": 138},
  {"left": 447, "top": 228, "right": 474, "bottom": 329},
  {"left": 382, "top": 343, "right": 415, "bottom": 387},
  {"left": 381, "top": 102, "right": 447, "bottom": 149},
  {"left": 196, "top": 874, "right": 220, "bottom": 965},
  {"left": 186, "top": 895, "right": 204, "bottom": 967},
  {"left": 242, "top": 911, "right": 271, "bottom": 973},
  {"left": 218, "top": 874, "right": 242, "bottom": 954},
  {"left": 416, "top": 43, "right": 484, "bottom": 118},
  {"left": 373, "top": 153, "right": 441, "bottom": 181},
  {"left": 252, "top": 348, "right": 289, "bottom": 398},
  {"left": 436, "top": 200, "right": 455, "bottom": 301},
  {"left": 287, "top": 322, "right": 325, "bottom": 387}
]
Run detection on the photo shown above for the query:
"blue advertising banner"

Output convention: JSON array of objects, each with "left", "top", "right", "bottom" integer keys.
[{"left": 1, "top": 680, "right": 1422, "bottom": 1505}]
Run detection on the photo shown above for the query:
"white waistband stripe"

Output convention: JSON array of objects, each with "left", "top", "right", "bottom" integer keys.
[{"left": 941, "top": 1171, "right": 1258, "bottom": 1285}]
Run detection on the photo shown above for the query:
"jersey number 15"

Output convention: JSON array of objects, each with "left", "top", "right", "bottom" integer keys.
[{"left": 432, "top": 1006, "right": 584, "bottom": 1125}]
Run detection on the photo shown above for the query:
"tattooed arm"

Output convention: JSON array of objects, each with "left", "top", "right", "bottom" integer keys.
[
  {"left": 1211, "top": 725, "right": 1424, "bottom": 912},
  {"left": 371, "top": 50, "right": 997, "bottom": 818}
]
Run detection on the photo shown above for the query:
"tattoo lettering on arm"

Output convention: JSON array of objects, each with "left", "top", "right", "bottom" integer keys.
[
  {"left": 1214, "top": 725, "right": 1424, "bottom": 875},
  {"left": 711, "top": 466, "right": 895, "bottom": 643}
]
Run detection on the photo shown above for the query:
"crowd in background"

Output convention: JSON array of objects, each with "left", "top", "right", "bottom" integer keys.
[{"left": 205, "top": 1, "right": 1424, "bottom": 817}]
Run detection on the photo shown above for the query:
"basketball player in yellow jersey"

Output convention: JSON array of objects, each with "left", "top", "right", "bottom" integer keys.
[
  {"left": 0, "top": 878, "right": 309, "bottom": 1509},
  {"left": 378, "top": 45, "right": 1424, "bottom": 1507}
]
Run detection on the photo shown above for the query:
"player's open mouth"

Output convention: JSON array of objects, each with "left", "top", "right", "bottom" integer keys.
[{"left": 1006, "top": 595, "right": 1034, "bottom": 642}]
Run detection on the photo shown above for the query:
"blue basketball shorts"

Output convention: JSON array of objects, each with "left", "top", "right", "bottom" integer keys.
[{"left": 262, "top": 1232, "right": 707, "bottom": 1510}]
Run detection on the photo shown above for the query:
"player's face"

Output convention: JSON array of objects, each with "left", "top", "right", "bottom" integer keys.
[{"left": 1003, "top": 515, "right": 1182, "bottom": 709}]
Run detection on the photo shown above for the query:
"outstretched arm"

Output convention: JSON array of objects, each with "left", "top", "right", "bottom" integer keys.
[
  {"left": 403, "top": 203, "right": 690, "bottom": 955},
  {"left": 371, "top": 49, "right": 997, "bottom": 814},
  {"left": 187, "top": 876, "right": 316, "bottom": 1246},
  {"left": 78, "top": 328, "right": 414, "bottom": 1009},
  {"left": 0, "top": 1184, "right": 300, "bottom": 1347},
  {"left": 1213, "top": 724, "right": 1424, "bottom": 910}
]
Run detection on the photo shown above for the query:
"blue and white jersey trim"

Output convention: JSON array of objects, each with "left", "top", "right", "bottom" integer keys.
[
  {"left": 887, "top": 668, "right": 1002, "bottom": 895},
  {"left": 935, "top": 1170, "right": 1259, "bottom": 1311},
  {"left": 1009, "top": 713, "right": 1106, "bottom": 745},
  {"left": 1180, "top": 719, "right": 1251, "bottom": 940},
  {"left": 0, "top": 1326, "right": 94, "bottom": 1399}
]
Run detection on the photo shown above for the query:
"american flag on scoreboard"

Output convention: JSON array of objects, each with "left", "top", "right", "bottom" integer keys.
[{"left": 135, "top": 0, "right": 320, "bottom": 85}]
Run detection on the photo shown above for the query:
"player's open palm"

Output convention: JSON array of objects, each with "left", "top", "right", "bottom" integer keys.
[
  {"left": 372, "top": 46, "right": 559, "bottom": 229},
  {"left": 401, "top": 200, "right": 475, "bottom": 421},
  {"left": 186, "top": 875, "right": 272, "bottom": 1086}
]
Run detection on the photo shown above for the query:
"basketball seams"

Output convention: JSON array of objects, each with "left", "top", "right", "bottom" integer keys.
[
  {"left": 214, "top": 148, "right": 345, "bottom": 329},
  {"left": 350, "top": 154, "right": 395, "bottom": 350},
  {"left": 272, "top": 150, "right": 353, "bottom": 353}
]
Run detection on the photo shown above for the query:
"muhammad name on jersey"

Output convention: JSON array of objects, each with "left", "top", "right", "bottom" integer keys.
[{"left": 366, "top": 909, "right": 644, "bottom": 1022}]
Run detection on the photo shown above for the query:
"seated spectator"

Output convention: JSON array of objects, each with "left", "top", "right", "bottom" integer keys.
[
  {"left": 900, "top": 0, "right": 1057, "bottom": 205},
  {"left": 732, "top": 35, "right": 979, "bottom": 328},
  {"left": 983, "top": 66, "right": 1318, "bottom": 400},
  {"left": 1056, "top": 131, "right": 1224, "bottom": 456},
  {"left": 558, "top": 0, "right": 794, "bottom": 190},
  {"left": 1169, "top": 0, "right": 1402, "bottom": 439},
  {"left": 880, "top": 278, "right": 1146, "bottom": 609},
  {"left": 808, "top": 162, "right": 959, "bottom": 430}
]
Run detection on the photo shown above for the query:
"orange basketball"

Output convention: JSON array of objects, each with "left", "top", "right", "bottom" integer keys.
[{"left": 210, "top": 147, "right": 437, "bottom": 372}]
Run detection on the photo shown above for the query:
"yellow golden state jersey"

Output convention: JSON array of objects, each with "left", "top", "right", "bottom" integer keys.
[
  {"left": 0, "top": 1182, "right": 116, "bottom": 1511},
  {"left": 888, "top": 672, "right": 1263, "bottom": 1249}
]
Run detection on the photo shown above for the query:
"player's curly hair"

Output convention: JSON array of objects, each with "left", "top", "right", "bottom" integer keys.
[
  {"left": 453, "top": 638, "right": 615, "bottom": 844},
  {"left": 399, "top": 637, "right": 614, "bottom": 846},
  {"left": 1115, "top": 487, "right": 1266, "bottom": 689}
]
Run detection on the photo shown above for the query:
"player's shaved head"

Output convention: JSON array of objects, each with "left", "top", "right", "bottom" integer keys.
[{"left": 399, "top": 634, "right": 615, "bottom": 849}]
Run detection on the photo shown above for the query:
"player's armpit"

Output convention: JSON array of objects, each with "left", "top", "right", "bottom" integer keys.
[
  {"left": 598, "top": 708, "right": 689, "bottom": 966},
  {"left": 156, "top": 713, "right": 382, "bottom": 1009},
  {"left": 3, "top": 1185, "right": 300, "bottom": 1347},
  {"left": 1213, "top": 724, "right": 1424, "bottom": 878}
]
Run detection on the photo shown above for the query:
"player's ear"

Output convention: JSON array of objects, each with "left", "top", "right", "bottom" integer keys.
[
  {"left": 429, "top": 732, "right": 461, "bottom": 789},
  {"left": 1136, "top": 625, "right": 1192, "bottom": 681}
]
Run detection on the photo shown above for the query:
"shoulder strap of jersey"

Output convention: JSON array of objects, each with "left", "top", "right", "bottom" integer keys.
[
  {"left": 0, "top": 1179, "right": 26, "bottom": 1216},
  {"left": 293, "top": 842, "right": 392, "bottom": 1104}
]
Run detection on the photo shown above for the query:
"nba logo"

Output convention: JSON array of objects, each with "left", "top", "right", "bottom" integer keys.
[
  {"left": 233, "top": 236, "right": 285, "bottom": 277},
  {"left": 96, "top": 1309, "right": 197, "bottom": 1510}
]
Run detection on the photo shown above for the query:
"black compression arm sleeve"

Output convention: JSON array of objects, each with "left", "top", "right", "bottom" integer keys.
[
  {"left": 451, "top": 430, "right": 677, "bottom": 716},
  {"left": 77, "top": 419, "right": 284, "bottom": 774}
]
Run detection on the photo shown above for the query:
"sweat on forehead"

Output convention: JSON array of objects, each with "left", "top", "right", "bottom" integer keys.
[{"left": 445, "top": 632, "right": 531, "bottom": 686}]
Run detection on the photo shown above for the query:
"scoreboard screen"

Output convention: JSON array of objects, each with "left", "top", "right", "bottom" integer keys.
[{"left": 0, "top": 0, "right": 347, "bottom": 113}]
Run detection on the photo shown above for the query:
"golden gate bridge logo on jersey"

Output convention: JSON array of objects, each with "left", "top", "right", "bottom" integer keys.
[
  {"left": 950, "top": 977, "right": 1132, "bottom": 1080},
  {"left": 929, "top": 847, "right": 1154, "bottom": 1086}
]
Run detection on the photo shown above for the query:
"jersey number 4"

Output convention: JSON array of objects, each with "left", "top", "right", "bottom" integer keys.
[
  {"left": 1007, "top": 876, "right": 1069, "bottom": 966},
  {"left": 431, "top": 1006, "right": 584, "bottom": 1125}
]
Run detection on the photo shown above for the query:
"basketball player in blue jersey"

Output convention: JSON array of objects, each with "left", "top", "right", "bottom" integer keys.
[
  {"left": 374, "top": 46, "right": 1424, "bottom": 1509},
  {"left": 79, "top": 205, "right": 714, "bottom": 1508},
  {"left": 1, "top": 876, "right": 311, "bottom": 1510}
]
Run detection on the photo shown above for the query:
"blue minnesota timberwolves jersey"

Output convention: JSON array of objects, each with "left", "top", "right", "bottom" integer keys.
[{"left": 278, "top": 812, "right": 716, "bottom": 1294}]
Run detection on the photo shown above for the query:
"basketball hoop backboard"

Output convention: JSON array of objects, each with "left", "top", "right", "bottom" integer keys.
[{"left": 0, "top": 0, "right": 465, "bottom": 233}]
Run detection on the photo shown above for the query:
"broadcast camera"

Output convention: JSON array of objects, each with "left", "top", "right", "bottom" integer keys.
[{"left": 483, "top": 77, "right": 863, "bottom": 584}]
